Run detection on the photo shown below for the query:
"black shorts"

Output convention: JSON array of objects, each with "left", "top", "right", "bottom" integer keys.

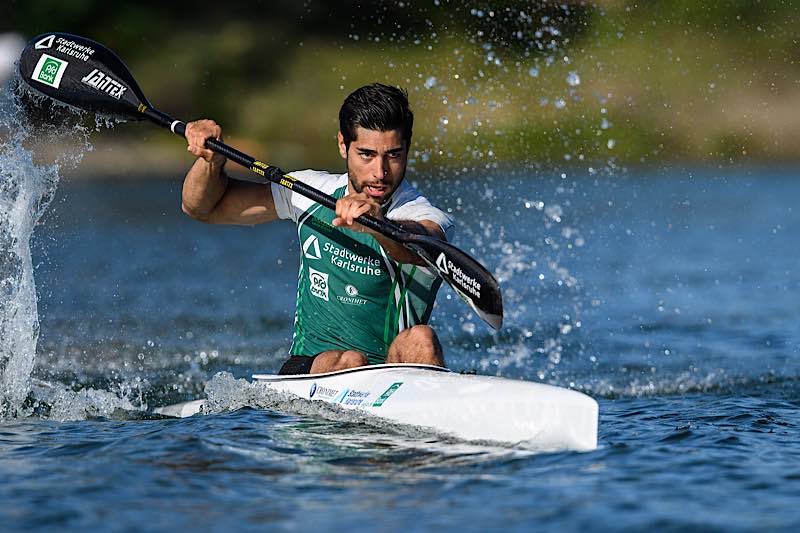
[{"left": 277, "top": 355, "right": 318, "bottom": 375}]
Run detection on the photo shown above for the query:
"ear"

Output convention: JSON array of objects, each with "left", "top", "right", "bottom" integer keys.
[{"left": 337, "top": 131, "right": 347, "bottom": 159}]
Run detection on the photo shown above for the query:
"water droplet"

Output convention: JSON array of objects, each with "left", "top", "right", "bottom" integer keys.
[
  {"left": 566, "top": 71, "right": 581, "bottom": 86},
  {"left": 528, "top": 67, "right": 539, "bottom": 77},
  {"left": 424, "top": 76, "right": 437, "bottom": 89}
]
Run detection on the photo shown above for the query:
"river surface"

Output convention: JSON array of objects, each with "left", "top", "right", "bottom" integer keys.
[{"left": 2, "top": 167, "right": 799, "bottom": 531}]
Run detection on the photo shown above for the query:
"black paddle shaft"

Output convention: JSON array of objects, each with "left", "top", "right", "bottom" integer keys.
[{"left": 141, "top": 106, "right": 405, "bottom": 241}]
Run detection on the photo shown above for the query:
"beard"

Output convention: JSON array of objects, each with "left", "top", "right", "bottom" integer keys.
[{"left": 347, "top": 158, "right": 406, "bottom": 205}]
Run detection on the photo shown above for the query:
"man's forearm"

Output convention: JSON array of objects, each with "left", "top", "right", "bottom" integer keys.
[
  {"left": 372, "top": 220, "right": 441, "bottom": 266},
  {"left": 181, "top": 157, "right": 228, "bottom": 220}
]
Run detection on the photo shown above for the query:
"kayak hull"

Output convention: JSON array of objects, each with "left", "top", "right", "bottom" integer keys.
[{"left": 156, "top": 364, "right": 598, "bottom": 452}]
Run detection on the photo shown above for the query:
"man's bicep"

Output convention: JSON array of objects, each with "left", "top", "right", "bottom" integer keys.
[{"left": 208, "top": 180, "right": 280, "bottom": 225}]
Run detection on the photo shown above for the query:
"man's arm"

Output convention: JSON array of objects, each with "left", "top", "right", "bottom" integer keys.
[
  {"left": 370, "top": 219, "right": 445, "bottom": 265},
  {"left": 182, "top": 119, "right": 279, "bottom": 226},
  {"left": 332, "top": 192, "right": 446, "bottom": 266}
]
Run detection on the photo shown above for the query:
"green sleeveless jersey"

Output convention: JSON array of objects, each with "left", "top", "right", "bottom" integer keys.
[{"left": 272, "top": 170, "right": 454, "bottom": 364}]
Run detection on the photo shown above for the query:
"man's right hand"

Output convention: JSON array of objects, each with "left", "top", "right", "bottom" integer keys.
[{"left": 185, "top": 119, "right": 226, "bottom": 165}]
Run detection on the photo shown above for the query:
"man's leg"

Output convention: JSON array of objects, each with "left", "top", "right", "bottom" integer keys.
[
  {"left": 386, "top": 325, "right": 445, "bottom": 367},
  {"left": 310, "top": 350, "right": 368, "bottom": 373}
]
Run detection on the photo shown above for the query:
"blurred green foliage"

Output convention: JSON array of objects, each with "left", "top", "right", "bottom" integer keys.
[{"left": 5, "top": 0, "right": 800, "bottom": 172}]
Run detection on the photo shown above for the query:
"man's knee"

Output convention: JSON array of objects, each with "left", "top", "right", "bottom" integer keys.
[
  {"left": 311, "top": 350, "right": 368, "bottom": 373},
  {"left": 339, "top": 350, "right": 368, "bottom": 368},
  {"left": 399, "top": 325, "right": 439, "bottom": 347},
  {"left": 389, "top": 325, "right": 444, "bottom": 365}
]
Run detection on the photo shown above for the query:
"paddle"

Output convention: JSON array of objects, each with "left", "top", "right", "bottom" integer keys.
[{"left": 17, "top": 32, "right": 503, "bottom": 329}]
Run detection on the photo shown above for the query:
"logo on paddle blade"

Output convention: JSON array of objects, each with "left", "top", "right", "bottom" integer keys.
[
  {"left": 435, "top": 252, "right": 449, "bottom": 275},
  {"left": 81, "top": 68, "right": 127, "bottom": 100},
  {"left": 35, "top": 35, "right": 55, "bottom": 50},
  {"left": 31, "top": 54, "right": 68, "bottom": 89},
  {"left": 436, "top": 252, "right": 482, "bottom": 299}
]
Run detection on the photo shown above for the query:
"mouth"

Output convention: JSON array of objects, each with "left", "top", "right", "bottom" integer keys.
[{"left": 364, "top": 183, "right": 389, "bottom": 199}]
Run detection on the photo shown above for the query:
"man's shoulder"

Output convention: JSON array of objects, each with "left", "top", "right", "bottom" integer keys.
[
  {"left": 386, "top": 180, "right": 454, "bottom": 235},
  {"left": 272, "top": 169, "right": 346, "bottom": 222}
]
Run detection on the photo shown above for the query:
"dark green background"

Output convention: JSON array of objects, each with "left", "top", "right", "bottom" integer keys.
[{"left": 5, "top": 0, "right": 798, "bottom": 171}]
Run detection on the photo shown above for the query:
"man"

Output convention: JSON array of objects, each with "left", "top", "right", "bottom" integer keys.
[{"left": 182, "top": 83, "right": 453, "bottom": 375}]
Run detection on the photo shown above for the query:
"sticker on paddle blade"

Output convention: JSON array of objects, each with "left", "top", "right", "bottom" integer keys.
[
  {"left": 31, "top": 54, "right": 68, "bottom": 89},
  {"left": 81, "top": 68, "right": 127, "bottom": 100}
]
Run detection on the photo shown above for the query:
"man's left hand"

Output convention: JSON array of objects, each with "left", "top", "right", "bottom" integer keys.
[{"left": 332, "top": 192, "right": 382, "bottom": 233}]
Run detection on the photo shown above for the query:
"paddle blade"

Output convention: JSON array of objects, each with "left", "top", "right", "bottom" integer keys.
[
  {"left": 17, "top": 33, "right": 149, "bottom": 119},
  {"left": 405, "top": 234, "right": 504, "bottom": 330}
]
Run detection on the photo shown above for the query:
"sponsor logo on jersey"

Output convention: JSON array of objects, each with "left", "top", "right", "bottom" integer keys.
[
  {"left": 31, "top": 54, "right": 68, "bottom": 88},
  {"left": 308, "top": 267, "right": 329, "bottom": 301},
  {"left": 337, "top": 283, "right": 367, "bottom": 305},
  {"left": 323, "top": 241, "right": 383, "bottom": 276},
  {"left": 81, "top": 68, "right": 127, "bottom": 99},
  {"left": 303, "top": 235, "right": 321, "bottom": 260}
]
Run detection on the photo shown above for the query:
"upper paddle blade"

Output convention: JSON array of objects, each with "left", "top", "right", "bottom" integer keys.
[
  {"left": 405, "top": 234, "right": 504, "bottom": 330},
  {"left": 17, "top": 33, "right": 149, "bottom": 119}
]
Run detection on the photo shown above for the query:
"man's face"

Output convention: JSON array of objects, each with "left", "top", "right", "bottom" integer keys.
[{"left": 338, "top": 127, "right": 407, "bottom": 205}]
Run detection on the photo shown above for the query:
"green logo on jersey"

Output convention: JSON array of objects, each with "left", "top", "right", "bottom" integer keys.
[
  {"left": 372, "top": 382, "right": 403, "bottom": 407},
  {"left": 32, "top": 54, "right": 68, "bottom": 88}
]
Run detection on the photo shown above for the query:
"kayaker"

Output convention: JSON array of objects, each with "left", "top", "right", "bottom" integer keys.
[{"left": 181, "top": 83, "right": 453, "bottom": 374}]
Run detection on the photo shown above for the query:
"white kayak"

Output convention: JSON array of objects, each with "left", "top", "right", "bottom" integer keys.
[{"left": 155, "top": 364, "right": 598, "bottom": 452}]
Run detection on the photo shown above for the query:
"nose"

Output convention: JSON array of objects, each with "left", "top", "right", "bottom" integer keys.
[{"left": 373, "top": 155, "right": 389, "bottom": 179}]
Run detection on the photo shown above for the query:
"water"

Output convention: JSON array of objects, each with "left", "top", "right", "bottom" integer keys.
[
  {"left": 0, "top": 161, "right": 796, "bottom": 530},
  {"left": 0, "top": 82, "right": 93, "bottom": 416}
]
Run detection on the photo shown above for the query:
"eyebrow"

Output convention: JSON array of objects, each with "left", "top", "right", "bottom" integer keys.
[{"left": 356, "top": 147, "right": 404, "bottom": 155}]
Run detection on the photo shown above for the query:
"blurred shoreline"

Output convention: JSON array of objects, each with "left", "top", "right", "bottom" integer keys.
[
  {"left": 4, "top": 2, "right": 800, "bottom": 178},
  {"left": 56, "top": 137, "right": 799, "bottom": 183}
]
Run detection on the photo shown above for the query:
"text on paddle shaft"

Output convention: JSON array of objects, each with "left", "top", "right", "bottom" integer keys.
[{"left": 81, "top": 69, "right": 127, "bottom": 99}]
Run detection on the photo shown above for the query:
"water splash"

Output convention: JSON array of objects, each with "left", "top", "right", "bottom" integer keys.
[
  {"left": 343, "top": 4, "right": 622, "bottom": 378},
  {"left": 29, "top": 378, "right": 143, "bottom": 421},
  {"left": 0, "top": 75, "right": 93, "bottom": 417}
]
